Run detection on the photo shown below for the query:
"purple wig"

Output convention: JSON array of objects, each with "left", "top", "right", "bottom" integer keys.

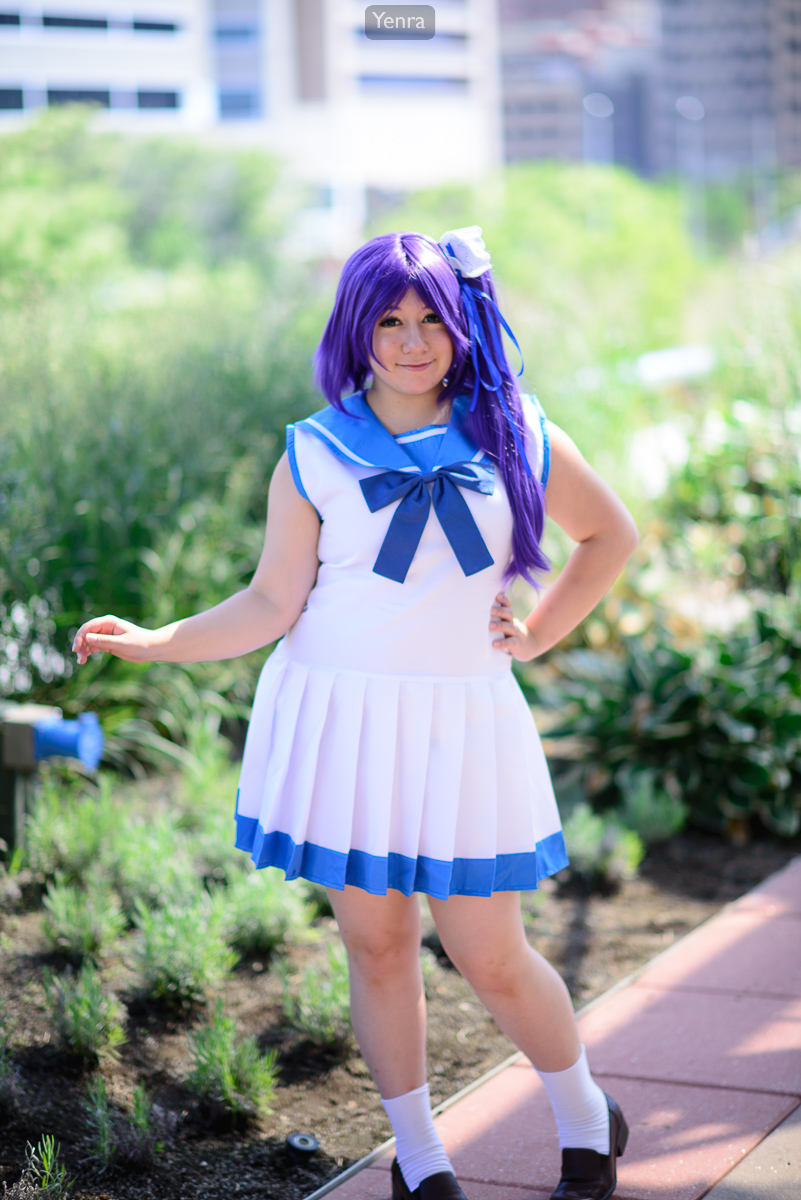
[{"left": 313, "top": 231, "right": 549, "bottom": 584}]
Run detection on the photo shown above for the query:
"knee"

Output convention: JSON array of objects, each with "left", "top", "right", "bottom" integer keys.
[
  {"left": 444, "top": 938, "right": 527, "bottom": 998},
  {"left": 343, "top": 926, "right": 419, "bottom": 986}
]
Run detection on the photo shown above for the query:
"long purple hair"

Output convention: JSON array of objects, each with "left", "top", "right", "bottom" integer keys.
[{"left": 313, "top": 231, "right": 549, "bottom": 584}]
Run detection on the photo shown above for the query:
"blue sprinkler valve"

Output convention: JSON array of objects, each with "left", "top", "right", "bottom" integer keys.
[{"left": 33, "top": 712, "right": 104, "bottom": 771}]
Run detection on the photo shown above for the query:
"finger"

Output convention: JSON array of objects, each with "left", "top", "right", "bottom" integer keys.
[
  {"left": 78, "top": 616, "right": 127, "bottom": 639},
  {"left": 84, "top": 633, "right": 130, "bottom": 654}
]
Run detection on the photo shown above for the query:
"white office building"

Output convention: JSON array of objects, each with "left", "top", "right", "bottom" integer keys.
[{"left": 0, "top": 0, "right": 502, "bottom": 250}]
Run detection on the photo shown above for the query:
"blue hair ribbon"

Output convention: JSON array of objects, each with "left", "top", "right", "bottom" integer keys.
[{"left": 446, "top": 245, "right": 532, "bottom": 478}]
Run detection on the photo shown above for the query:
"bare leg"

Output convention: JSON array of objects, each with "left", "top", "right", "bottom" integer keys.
[
  {"left": 325, "top": 885, "right": 426, "bottom": 1098},
  {"left": 428, "top": 891, "right": 580, "bottom": 1072}
]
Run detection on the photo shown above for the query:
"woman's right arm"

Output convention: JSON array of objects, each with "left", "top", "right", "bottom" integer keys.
[{"left": 72, "top": 453, "right": 321, "bottom": 665}]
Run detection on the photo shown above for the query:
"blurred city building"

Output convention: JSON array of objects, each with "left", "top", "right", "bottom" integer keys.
[
  {"left": 0, "top": 0, "right": 501, "bottom": 253},
  {"left": 499, "top": 0, "right": 659, "bottom": 174},
  {"left": 655, "top": 0, "right": 801, "bottom": 178},
  {"left": 3, "top": 0, "right": 799, "bottom": 247}
]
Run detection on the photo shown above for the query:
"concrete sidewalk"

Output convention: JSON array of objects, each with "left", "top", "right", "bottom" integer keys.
[{"left": 314, "top": 856, "right": 801, "bottom": 1200}]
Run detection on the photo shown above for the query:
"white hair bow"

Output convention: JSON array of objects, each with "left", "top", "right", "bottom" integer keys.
[{"left": 438, "top": 226, "right": 492, "bottom": 279}]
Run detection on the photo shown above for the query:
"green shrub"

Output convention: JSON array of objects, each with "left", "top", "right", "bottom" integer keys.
[
  {"left": 561, "top": 804, "right": 644, "bottom": 888},
  {"left": 83, "top": 1075, "right": 115, "bottom": 1175},
  {"left": 23, "top": 774, "right": 121, "bottom": 883},
  {"left": 0, "top": 112, "right": 323, "bottom": 768},
  {"left": 535, "top": 605, "right": 801, "bottom": 838},
  {"left": 5, "top": 1136, "right": 72, "bottom": 1199},
  {"left": 617, "top": 767, "right": 688, "bottom": 844},
  {"left": 82, "top": 1076, "right": 165, "bottom": 1175},
  {"left": 109, "top": 811, "right": 202, "bottom": 918},
  {"left": 174, "top": 719, "right": 241, "bottom": 824},
  {"left": 281, "top": 944, "right": 351, "bottom": 1048},
  {"left": 185, "top": 997, "right": 279, "bottom": 1120},
  {"left": 41, "top": 876, "right": 126, "bottom": 965},
  {"left": 42, "top": 962, "right": 126, "bottom": 1063},
  {"left": 216, "top": 869, "right": 313, "bottom": 958},
  {"left": 131, "top": 894, "right": 239, "bottom": 1010}
]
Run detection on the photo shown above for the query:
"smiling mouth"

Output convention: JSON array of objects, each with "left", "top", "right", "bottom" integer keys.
[{"left": 400, "top": 362, "right": 433, "bottom": 370}]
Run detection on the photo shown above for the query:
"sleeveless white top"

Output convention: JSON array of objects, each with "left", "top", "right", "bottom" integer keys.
[{"left": 234, "top": 392, "right": 567, "bottom": 898}]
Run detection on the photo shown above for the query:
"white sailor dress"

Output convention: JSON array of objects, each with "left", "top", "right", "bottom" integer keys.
[{"left": 233, "top": 390, "right": 568, "bottom": 898}]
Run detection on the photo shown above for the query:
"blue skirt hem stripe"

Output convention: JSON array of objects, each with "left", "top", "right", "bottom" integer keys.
[{"left": 234, "top": 810, "right": 568, "bottom": 897}]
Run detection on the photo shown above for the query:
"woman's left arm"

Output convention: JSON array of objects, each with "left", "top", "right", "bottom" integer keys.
[{"left": 490, "top": 421, "right": 639, "bottom": 660}]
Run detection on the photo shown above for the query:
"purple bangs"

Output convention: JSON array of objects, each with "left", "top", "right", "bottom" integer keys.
[{"left": 313, "top": 231, "right": 549, "bottom": 585}]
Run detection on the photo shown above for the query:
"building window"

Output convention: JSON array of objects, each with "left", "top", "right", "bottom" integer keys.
[
  {"left": 0, "top": 87, "right": 23, "bottom": 108},
  {"left": 218, "top": 89, "right": 261, "bottom": 118},
  {"left": 48, "top": 88, "right": 110, "bottom": 105},
  {"left": 43, "top": 15, "right": 108, "bottom": 28},
  {"left": 215, "top": 24, "right": 259, "bottom": 41},
  {"left": 355, "top": 28, "right": 467, "bottom": 47},
  {"left": 133, "top": 20, "right": 178, "bottom": 32},
  {"left": 137, "top": 90, "right": 179, "bottom": 108},
  {"left": 358, "top": 74, "right": 469, "bottom": 92}
]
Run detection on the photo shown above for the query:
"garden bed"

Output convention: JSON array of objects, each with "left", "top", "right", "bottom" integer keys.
[{"left": 1, "top": 815, "right": 797, "bottom": 1200}]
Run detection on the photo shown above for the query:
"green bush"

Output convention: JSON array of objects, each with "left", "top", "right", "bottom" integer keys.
[
  {"left": 617, "top": 767, "right": 688, "bottom": 844},
  {"left": 280, "top": 944, "right": 352, "bottom": 1048},
  {"left": 130, "top": 894, "right": 239, "bottom": 1010},
  {"left": 41, "top": 876, "right": 126, "bottom": 965},
  {"left": 23, "top": 774, "right": 121, "bottom": 883},
  {"left": 185, "top": 997, "right": 279, "bottom": 1121},
  {"left": 4, "top": 1136, "right": 73, "bottom": 1199},
  {"left": 0, "top": 112, "right": 325, "bottom": 766},
  {"left": 83, "top": 1075, "right": 116, "bottom": 1175},
  {"left": 532, "top": 603, "right": 801, "bottom": 838},
  {"left": 216, "top": 868, "right": 313, "bottom": 958},
  {"left": 41, "top": 962, "right": 126, "bottom": 1063},
  {"left": 108, "top": 811, "right": 202, "bottom": 919},
  {"left": 82, "top": 1076, "right": 164, "bottom": 1175},
  {"left": 561, "top": 804, "right": 644, "bottom": 889}
]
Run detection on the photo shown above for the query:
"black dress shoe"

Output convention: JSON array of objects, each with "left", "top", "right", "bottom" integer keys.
[
  {"left": 391, "top": 1157, "right": 468, "bottom": 1199},
  {"left": 549, "top": 1092, "right": 629, "bottom": 1200}
]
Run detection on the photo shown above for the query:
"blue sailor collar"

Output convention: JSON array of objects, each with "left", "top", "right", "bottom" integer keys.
[
  {"left": 293, "top": 392, "right": 496, "bottom": 584},
  {"left": 296, "top": 391, "right": 492, "bottom": 477}
]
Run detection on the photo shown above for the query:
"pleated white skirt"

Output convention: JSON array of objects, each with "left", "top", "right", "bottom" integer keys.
[{"left": 234, "top": 646, "right": 567, "bottom": 898}]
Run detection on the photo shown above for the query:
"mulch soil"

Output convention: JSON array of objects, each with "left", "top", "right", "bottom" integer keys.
[{"left": 0, "top": 828, "right": 798, "bottom": 1200}]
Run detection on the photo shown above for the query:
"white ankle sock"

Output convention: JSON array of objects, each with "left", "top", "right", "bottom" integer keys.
[
  {"left": 535, "top": 1045, "right": 610, "bottom": 1155},
  {"left": 381, "top": 1083, "right": 453, "bottom": 1192}
]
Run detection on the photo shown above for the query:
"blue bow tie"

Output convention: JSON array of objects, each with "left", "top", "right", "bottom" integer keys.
[{"left": 360, "top": 462, "right": 495, "bottom": 584}]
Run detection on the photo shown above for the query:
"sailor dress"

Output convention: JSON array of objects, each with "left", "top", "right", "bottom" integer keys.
[{"left": 233, "top": 391, "right": 568, "bottom": 898}]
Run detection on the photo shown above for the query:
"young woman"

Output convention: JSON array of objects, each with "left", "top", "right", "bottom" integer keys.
[{"left": 74, "top": 228, "right": 638, "bottom": 1200}]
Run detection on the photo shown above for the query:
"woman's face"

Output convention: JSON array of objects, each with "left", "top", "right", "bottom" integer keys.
[{"left": 369, "top": 287, "right": 453, "bottom": 400}]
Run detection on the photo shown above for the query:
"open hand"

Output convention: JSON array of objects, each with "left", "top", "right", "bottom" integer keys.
[
  {"left": 489, "top": 593, "right": 539, "bottom": 661},
  {"left": 72, "top": 616, "right": 158, "bottom": 666}
]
